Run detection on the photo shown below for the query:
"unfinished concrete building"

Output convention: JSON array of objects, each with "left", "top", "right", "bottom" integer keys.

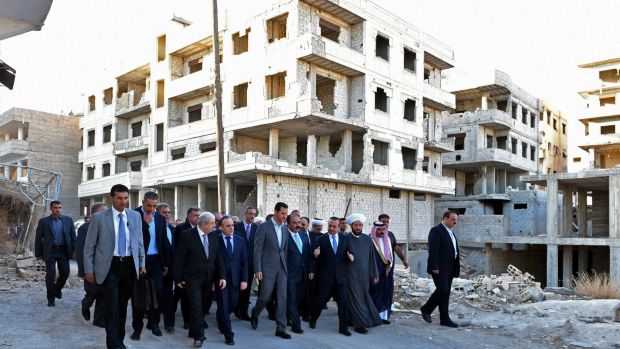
[
  {"left": 78, "top": 0, "right": 457, "bottom": 246},
  {"left": 539, "top": 102, "right": 567, "bottom": 174}
]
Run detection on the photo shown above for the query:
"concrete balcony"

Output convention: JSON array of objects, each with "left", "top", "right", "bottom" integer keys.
[
  {"left": 0, "top": 139, "right": 28, "bottom": 162},
  {"left": 114, "top": 136, "right": 149, "bottom": 156},
  {"left": 168, "top": 67, "right": 217, "bottom": 100},
  {"left": 115, "top": 91, "right": 150, "bottom": 118},
  {"left": 578, "top": 133, "right": 620, "bottom": 151},
  {"left": 424, "top": 137, "right": 454, "bottom": 153},
  {"left": 422, "top": 82, "right": 455, "bottom": 110},
  {"left": 142, "top": 151, "right": 217, "bottom": 187},
  {"left": 297, "top": 32, "right": 365, "bottom": 77},
  {"left": 579, "top": 104, "right": 620, "bottom": 122},
  {"left": 78, "top": 143, "right": 114, "bottom": 163},
  {"left": 370, "top": 165, "right": 455, "bottom": 195},
  {"left": 78, "top": 171, "right": 142, "bottom": 197},
  {"left": 448, "top": 109, "right": 539, "bottom": 139},
  {"left": 443, "top": 148, "right": 538, "bottom": 173}
]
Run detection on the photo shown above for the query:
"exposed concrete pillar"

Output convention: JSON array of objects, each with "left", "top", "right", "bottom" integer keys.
[
  {"left": 308, "top": 179, "right": 317, "bottom": 219},
  {"left": 497, "top": 169, "right": 507, "bottom": 194},
  {"left": 197, "top": 182, "right": 205, "bottom": 210},
  {"left": 485, "top": 166, "right": 495, "bottom": 194},
  {"left": 481, "top": 93, "right": 489, "bottom": 110},
  {"left": 610, "top": 247, "right": 620, "bottom": 283},
  {"left": 547, "top": 244, "right": 559, "bottom": 287},
  {"left": 563, "top": 186, "right": 573, "bottom": 237},
  {"left": 578, "top": 246, "right": 588, "bottom": 273},
  {"left": 562, "top": 245, "right": 573, "bottom": 287},
  {"left": 17, "top": 127, "right": 24, "bottom": 140},
  {"left": 343, "top": 130, "right": 352, "bottom": 172},
  {"left": 16, "top": 160, "right": 23, "bottom": 178},
  {"left": 225, "top": 177, "right": 233, "bottom": 215},
  {"left": 4, "top": 133, "right": 9, "bottom": 141},
  {"left": 3, "top": 166, "right": 9, "bottom": 178},
  {"left": 484, "top": 243, "right": 493, "bottom": 275},
  {"left": 610, "top": 175, "right": 620, "bottom": 239},
  {"left": 306, "top": 135, "right": 316, "bottom": 167},
  {"left": 577, "top": 189, "right": 587, "bottom": 237},
  {"left": 546, "top": 178, "right": 559, "bottom": 240},
  {"left": 475, "top": 165, "right": 487, "bottom": 195},
  {"left": 589, "top": 148, "right": 595, "bottom": 169},
  {"left": 174, "top": 185, "right": 181, "bottom": 221},
  {"left": 269, "top": 128, "right": 279, "bottom": 158}
]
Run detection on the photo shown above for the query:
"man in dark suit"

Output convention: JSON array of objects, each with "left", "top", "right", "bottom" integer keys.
[
  {"left": 35, "top": 200, "right": 76, "bottom": 307},
  {"left": 173, "top": 212, "right": 227, "bottom": 348},
  {"left": 174, "top": 206, "right": 201, "bottom": 329},
  {"left": 251, "top": 202, "right": 291, "bottom": 339},
  {"left": 285, "top": 214, "right": 311, "bottom": 334},
  {"left": 157, "top": 203, "right": 176, "bottom": 333},
  {"left": 216, "top": 216, "right": 248, "bottom": 345},
  {"left": 131, "top": 192, "right": 169, "bottom": 340},
  {"left": 302, "top": 217, "right": 324, "bottom": 321},
  {"left": 309, "top": 217, "right": 353, "bottom": 336},
  {"left": 420, "top": 210, "right": 460, "bottom": 328},
  {"left": 76, "top": 202, "right": 108, "bottom": 324},
  {"left": 233, "top": 206, "right": 257, "bottom": 321}
]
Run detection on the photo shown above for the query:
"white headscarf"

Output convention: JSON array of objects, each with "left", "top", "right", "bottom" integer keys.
[{"left": 346, "top": 213, "right": 366, "bottom": 225}]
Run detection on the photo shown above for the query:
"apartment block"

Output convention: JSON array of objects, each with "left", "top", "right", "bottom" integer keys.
[
  {"left": 77, "top": 0, "right": 457, "bottom": 245},
  {"left": 539, "top": 102, "right": 568, "bottom": 174}
]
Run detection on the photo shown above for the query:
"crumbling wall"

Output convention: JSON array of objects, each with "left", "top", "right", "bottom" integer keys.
[{"left": 315, "top": 180, "right": 347, "bottom": 219}]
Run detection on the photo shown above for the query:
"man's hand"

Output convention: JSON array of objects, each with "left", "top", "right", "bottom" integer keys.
[
  {"left": 240, "top": 282, "right": 248, "bottom": 290},
  {"left": 255, "top": 271, "right": 263, "bottom": 281},
  {"left": 373, "top": 277, "right": 379, "bottom": 284},
  {"left": 219, "top": 279, "right": 227, "bottom": 290},
  {"left": 163, "top": 267, "right": 169, "bottom": 276},
  {"left": 85, "top": 272, "right": 95, "bottom": 284},
  {"left": 314, "top": 246, "right": 321, "bottom": 257},
  {"left": 403, "top": 261, "right": 410, "bottom": 269},
  {"left": 140, "top": 267, "right": 147, "bottom": 275},
  {"left": 431, "top": 269, "right": 439, "bottom": 275},
  {"left": 176, "top": 281, "right": 186, "bottom": 289},
  {"left": 347, "top": 251, "right": 354, "bottom": 262},
  {"left": 308, "top": 273, "right": 314, "bottom": 281},
  {"left": 143, "top": 212, "right": 153, "bottom": 224}
]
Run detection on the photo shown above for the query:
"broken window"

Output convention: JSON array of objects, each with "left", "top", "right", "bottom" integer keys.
[
  {"left": 402, "top": 147, "right": 417, "bottom": 170},
  {"left": 103, "top": 125, "right": 112, "bottom": 143},
  {"left": 600, "top": 96, "right": 615, "bottom": 106},
  {"left": 451, "top": 133, "right": 465, "bottom": 150},
  {"left": 188, "top": 58, "right": 203, "bottom": 74},
  {"left": 553, "top": 118, "right": 557, "bottom": 131},
  {"left": 157, "top": 80, "right": 165, "bottom": 108},
  {"left": 265, "top": 72, "right": 286, "bottom": 100},
  {"left": 511, "top": 103, "right": 517, "bottom": 119},
  {"left": 102, "top": 163, "right": 111, "bottom": 177},
  {"left": 131, "top": 121, "right": 142, "bottom": 138},
  {"left": 156, "top": 123, "right": 164, "bottom": 152},
  {"left": 521, "top": 142, "right": 528, "bottom": 158},
  {"left": 374, "top": 87, "right": 388, "bottom": 113},
  {"left": 87, "top": 130, "right": 95, "bottom": 147},
  {"left": 514, "top": 203, "right": 527, "bottom": 210},
  {"left": 404, "top": 99, "right": 416, "bottom": 122},
  {"left": 389, "top": 190, "right": 401, "bottom": 199},
  {"left": 199, "top": 142, "right": 216, "bottom": 153},
  {"left": 486, "top": 135, "right": 493, "bottom": 149},
  {"left": 423, "top": 69, "right": 430, "bottom": 83},
  {"left": 375, "top": 34, "right": 389, "bottom": 61},
  {"left": 233, "top": 83, "right": 248, "bottom": 109},
  {"left": 404, "top": 47, "right": 416, "bottom": 72},
  {"left": 316, "top": 75, "right": 336, "bottom": 115},
  {"left": 530, "top": 114, "right": 536, "bottom": 128},
  {"left": 233, "top": 28, "right": 250, "bottom": 55},
  {"left": 372, "top": 140, "right": 389, "bottom": 165},
  {"left": 319, "top": 19, "right": 340, "bottom": 42},
  {"left": 130, "top": 161, "right": 142, "bottom": 172},
  {"left": 88, "top": 95, "right": 96, "bottom": 112},
  {"left": 497, "top": 136, "right": 507, "bottom": 150},
  {"left": 171, "top": 147, "right": 186, "bottom": 160},
  {"left": 530, "top": 145, "right": 536, "bottom": 161},
  {"left": 562, "top": 123, "right": 566, "bottom": 135},
  {"left": 187, "top": 104, "right": 202, "bottom": 123},
  {"left": 422, "top": 156, "right": 430, "bottom": 172},
  {"left": 601, "top": 125, "right": 616, "bottom": 134},
  {"left": 157, "top": 35, "right": 166, "bottom": 62},
  {"left": 522, "top": 108, "right": 528, "bottom": 125},
  {"left": 103, "top": 88, "right": 113, "bottom": 105},
  {"left": 86, "top": 166, "right": 95, "bottom": 180},
  {"left": 266, "top": 13, "right": 287, "bottom": 43}
]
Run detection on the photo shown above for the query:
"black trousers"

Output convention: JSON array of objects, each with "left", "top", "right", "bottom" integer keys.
[
  {"left": 286, "top": 279, "right": 305, "bottom": 330},
  {"left": 311, "top": 280, "right": 348, "bottom": 332},
  {"left": 421, "top": 272, "right": 454, "bottom": 322},
  {"left": 235, "top": 268, "right": 253, "bottom": 317},
  {"left": 186, "top": 277, "right": 213, "bottom": 340},
  {"left": 132, "top": 255, "right": 163, "bottom": 332},
  {"left": 174, "top": 286, "right": 191, "bottom": 326},
  {"left": 44, "top": 247, "right": 70, "bottom": 299},
  {"left": 83, "top": 280, "right": 105, "bottom": 328},
  {"left": 101, "top": 256, "right": 136, "bottom": 349},
  {"left": 162, "top": 269, "right": 175, "bottom": 328}
]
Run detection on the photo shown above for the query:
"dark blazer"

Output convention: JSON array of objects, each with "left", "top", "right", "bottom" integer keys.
[
  {"left": 75, "top": 222, "right": 90, "bottom": 277},
  {"left": 35, "top": 215, "right": 76, "bottom": 261},
  {"left": 287, "top": 230, "right": 311, "bottom": 284},
  {"left": 426, "top": 223, "right": 460, "bottom": 277},
  {"left": 234, "top": 221, "right": 258, "bottom": 272},
  {"left": 173, "top": 227, "right": 226, "bottom": 286},
  {"left": 135, "top": 207, "right": 169, "bottom": 268},
  {"left": 174, "top": 220, "right": 192, "bottom": 252},
  {"left": 313, "top": 233, "right": 349, "bottom": 285},
  {"left": 253, "top": 220, "right": 289, "bottom": 278},
  {"left": 217, "top": 234, "right": 248, "bottom": 288},
  {"left": 308, "top": 231, "right": 322, "bottom": 250},
  {"left": 162, "top": 223, "right": 175, "bottom": 270}
]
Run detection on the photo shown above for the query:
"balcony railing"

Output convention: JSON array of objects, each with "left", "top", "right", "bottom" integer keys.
[
  {"left": 114, "top": 136, "right": 148, "bottom": 155},
  {"left": 115, "top": 91, "right": 150, "bottom": 118}
]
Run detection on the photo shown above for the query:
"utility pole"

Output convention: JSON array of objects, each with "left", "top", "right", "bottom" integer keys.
[{"left": 212, "top": 0, "right": 226, "bottom": 213}]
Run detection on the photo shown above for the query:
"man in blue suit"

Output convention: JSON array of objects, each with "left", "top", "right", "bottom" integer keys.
[
  {"left": 156, "top": 203, "right": 176, "bottom": 333},
  {"left": 233, "top": 206, "right": 258, "bottom": 321},
  {"left": 285, "top": 214, "right": 311, "bottom": 334},
  {"left": 216, "top": 216, "right": 248, "bottom": 346}
]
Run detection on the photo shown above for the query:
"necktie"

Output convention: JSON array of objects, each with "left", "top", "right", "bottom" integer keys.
[
  {"left": 245, "top": 224, "right": 251, "bottom": 241},
  {"left": 226, "top": 236, "right": 233, "bottom": 257},
  {"left": 294, "top": 233, "right": 302, "bottom": 253},
  {"left": 202, "top": 234, "right": 209, "bottom": 259},
  {"left": 331, "top": 235, "right": 337, "bottom": 254},
  {"left": 118, "top": 213, "right": 126, "bottom": 256}
]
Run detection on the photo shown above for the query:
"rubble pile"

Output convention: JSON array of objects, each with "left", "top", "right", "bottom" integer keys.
[{"left": 0, "top": 253, "right": 46, "bottom": 288}]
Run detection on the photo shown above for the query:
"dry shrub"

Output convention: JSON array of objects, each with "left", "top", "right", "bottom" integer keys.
[{"left": 570, "top": 271, "right": 620, "bottom": 299}]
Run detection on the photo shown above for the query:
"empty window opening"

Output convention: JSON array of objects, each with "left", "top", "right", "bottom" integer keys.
[
  {"left": 103, "top": 88, "right": 113, "bottom": 105},
  {"left": 402, "top": 147, "right": 417, "bottom": 170},
  {"left": 265, "top": 72, "right": 286, "bottom": 100},
  {"left": 199, "top": 142, "right": 217, "bottom": 153},
  {"left": 102, "top": 163, "right": 111, "bottom": 177},
  {"left": 601, "top": 125, "right": 616, "bottom": 135},
  {"left": 372, "top": 140, "right": 389, "bottom": 165},
  {"left": 316, "top": 75, "right": 337, "bottom": 115},
  {"left": 157, "top": 80, "right": 165, "bottom": 108},
  {"left": 514, "top": 203, "right": 527, "bottom": 210},
  {"left": 374, "top": 87, "right": 388, "bottom": 112},
  {"left": 130, "top": 161, "right": 142, "bottom": 172},
  {"left": 522, "top": 109, "right": 528, "bottom": 125},
  {"left": 188, "top": 58, "right": 203, "bottom": 74},
  {"left": 530, "top": 145, "right": 536, "bottom": 161},
  {"left": 88, "top": 95, "right": 96, "bottom": 112},
  {"left": 103, "top": 125, "right": 112, "bottom": 143},
  {"left": 156, "top": 123, "right": 164, "bottom": 152},
  {"left": 562, "top": 123, "right": 566, "bottom": 135},
  {"left": 423, "top": 69, "right": 430, "bottom": 82},
  {"left": 530, "top": 114, "right": 536, "bottom": 128},
  {"left": 450, "top": 133, "right": 465, "bottom": 151},
  {"left": 404, "top": 47, "right": 416, "bottom": 72},
  {"left": 573, "top": 157, "right": 581, "bottom": 163},
  {"left": 267, "top": 13, "right": 287, "bottom": 43},
  {"left": 496, "top": 100, "right": 507, "bottom": 112},
  {"left": 511, "top": 138, "right": 518, "bottom": 155},
  {"left": 375, "top": 34, "right": 389, "bottom": 61},
  {"left": 553, "top": 118, "right": 557, "bottom": 131},
  {"left": 319, "top": 19, "right": 340, "bottom": 42},
  {"left": 187, "top": 104, "right": 202, "bottom": 123},
  {"left": 86, "top": 166, "right": 94, "bottom": 180},
  {"left": 497, "top": 136, "right": 507, "bottom": 150},
  {"left": 87, "top": 130, "right": 95, "bottom": 147},
  {"left": 600, "top": 96, "right": 616, "bottom": 106},
  {"left": 296, "top": 137, "right": 308, "bottom": 166},
  {"left": 404, "top": 99, "right": 416, "bottom": 122},
  {"left": 233, "top": 83, "right": 248, "bottom": 109},
  {"left": 157, "top": 35, "right": 166, "bottom": 62},
  {"left": 422, "top": 156, "right": 430, "bottom": 172},
  {"left": 455, "top": 155, "right": 461, "bottom": 161},
  {"left": 539, "top": 112, "right": 544, "bottom": 121},
  {"left": 493, "top": 202, "right": 503, "bottom": 215},
  {"left": 521, "top": 143, "right": 528, "bottom": 158},
  {"left": 389, "top": 190, "right": 401, "bottom": 199},
  {"left": 233, "top": 28, "right": 250, "bottom": 55},
  {"left": 486, "top": 135, "right": 493, "bottom": 149},
  {"left": 131, "top": 121, "right": 142, "bottom": 137},
  {"left": 511, "top": 103, "right": 518, "bottom": 119},
  {"left": 171, "top": 147, "right": 186, "bottom": 160}
]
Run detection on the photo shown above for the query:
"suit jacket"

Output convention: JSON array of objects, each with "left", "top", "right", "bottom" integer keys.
[
  {"left": 234, "top": 221, "right": 258, "bottom": 273},
  {"left": 426, "top": 223, "right": 460, "bottom": 277},
  {"left": 35, "top": 215, "right": 76, "bottom": 261},
  {"left": 286, "top": 230, "right": 311, "bottom": 284},
  {"left": 173, "top": 227, "right": 226, "bottom": 286},
  {"left": 313, "top": 233, "right": 350, "bottom": 286},
  {"left": 217, "top": 233, "right": 248, "bottom": 288},
  {"left": 83, "top": 208, "right": 145, "bottom": 284},
  {"left": 174, "top": 221, "right": 193, "bottom": 252},
  {"left": 162, "top": 223, "right": 175, "bottom": 272},
  {"left": 135, "top": 207, "right": 169, "bottom": 268},
  {"left": 253, "top": 219, "right": 289, "bottom": 278},
  {"left": 75, "top": 222, "right": 90, "bottom": 277}
]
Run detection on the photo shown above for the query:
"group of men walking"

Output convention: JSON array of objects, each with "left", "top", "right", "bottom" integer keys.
[{"left": 35, "top": 183, "right": 462, "bottom": 349}]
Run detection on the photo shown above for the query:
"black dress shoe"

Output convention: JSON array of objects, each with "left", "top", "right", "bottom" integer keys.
[
  {"left": 421, "top": 309, "right": 432, "bottom": 324},
  {"left": 47, "top": 299, "right": 55, "bottom": 307},
  {"left": 165, "top": 326, "right": 175, "bottom": 333},
  {"left": 81, "top": 306, "right": 90, "bottom": 321},
  {"left": 130, "top": 331, "right": 141, "bottom": 341},
  {"left": 382, "top": 320, "right": 391, "bottom": 325},
  {"left": 193, "top": 337, "right": 206, "bottom": 347},
  {"left": 291, "top": 327, "right": 304, "bottom": 334},
  {"left": 225, "top": 337, "right": 235, "bottom": 345},
  {"left": 339, "top": 329, "right": 352, "bottom": 336},
  {"left": 275, "top": 330, "right": 291, "bottom": 339},
  {"left": 309, "top": 320, "right": 316, "bottom": 329},
  {"left": 151, "top": 326, "right": 163, "bottom": 336},
  {"left": 55, "top": 289, "right": 62, "bottom": 300},
  {"left": 354, "top": 327, "right": 368, "bottom": 334},
  {"left": 440, "top": 320, "right": 459, "bottom": 328},
  {"left": 250, "top": 316, "right": 258, "bottom": 330}
]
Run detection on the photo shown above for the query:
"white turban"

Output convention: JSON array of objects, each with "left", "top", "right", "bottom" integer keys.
[
  {"left": 311, "top": 219, "right": 326, "bottom": 226},
  {"left": 254, "top": 216, "right": 264, "bottom": 224},
  {"left": 346, "top": 213, "right": 366, "bottom": 225}
]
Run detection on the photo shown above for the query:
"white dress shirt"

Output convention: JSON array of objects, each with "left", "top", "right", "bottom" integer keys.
[
  {"left": 221, "top": 233, "right": 234, "bottom": 253},
  {"left": 112, "top": 207, "right": 131, "bottom": 257},
  {"left": 442, "top": 223, "right": 458, "bottom": 259},
  {"left": 271, "top": 218, "right": 284, "bottom": 248}
]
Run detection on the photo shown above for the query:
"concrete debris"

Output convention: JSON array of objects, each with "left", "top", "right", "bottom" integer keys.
[
  {"left": 0, "top": 253, "right": 48, "bottom": 288},
  {"left": 614, "top": 302, "right": 620, "bottom": 322}
]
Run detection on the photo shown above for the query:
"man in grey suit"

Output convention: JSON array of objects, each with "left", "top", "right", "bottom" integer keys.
[
  {"left": 250, "top": 202, "right": 291, "bottom": 339},
  {"left": 83, "top": 184, "right": 146, "bottom": 349}
]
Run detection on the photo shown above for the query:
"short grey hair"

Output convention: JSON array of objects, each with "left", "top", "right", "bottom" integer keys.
[
  {"left": 156, "top": 203, "right": 170, "bottom": 213},
  {"left": 198, "top": 211, "right": 215, "bottom": 225},
  {"left": 90, "top": 202, "right": 108, "bottom": 215},
  {"left": 143, "top": 191, "right": 158, "bottom": 201}
]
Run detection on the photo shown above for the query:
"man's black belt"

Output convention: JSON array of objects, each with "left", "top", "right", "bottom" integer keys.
[
  {"left": 51, "top": 244, "right": 65, "bottom": 249},
  {"left": 112, "top": 255, "right": 133, "bottom": 262}
]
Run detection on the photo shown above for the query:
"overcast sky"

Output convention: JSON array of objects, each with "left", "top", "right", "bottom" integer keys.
[{"left": 1, "top": 0, "right": 618, "bottom": 122}]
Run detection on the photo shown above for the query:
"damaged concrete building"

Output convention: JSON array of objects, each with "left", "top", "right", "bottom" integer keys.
[
  {"left": 78, "top": 0, "right": 457, "bottom": 246},
  {"left": 539, "top": 102, "right": 568, "bottom": 175}
]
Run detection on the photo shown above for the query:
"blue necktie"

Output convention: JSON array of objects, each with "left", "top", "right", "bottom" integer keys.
[
  {"left": 245, "top": 224, "right": 251, "bottom": 241},
  {"left": 294, "top": 233, "right": 302, "bottom": 253},
  {"left": 202, "top": 234, "right": 209, "bottom": 259},
  {"left": 118, "top": 213, "right": 126, "bottom": 256},
  {"left": 226, "top": 236, "right": 233, "bottom": 257},
  {"left": 331, "top": 235, "right": 337, "bottom": 254}
]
